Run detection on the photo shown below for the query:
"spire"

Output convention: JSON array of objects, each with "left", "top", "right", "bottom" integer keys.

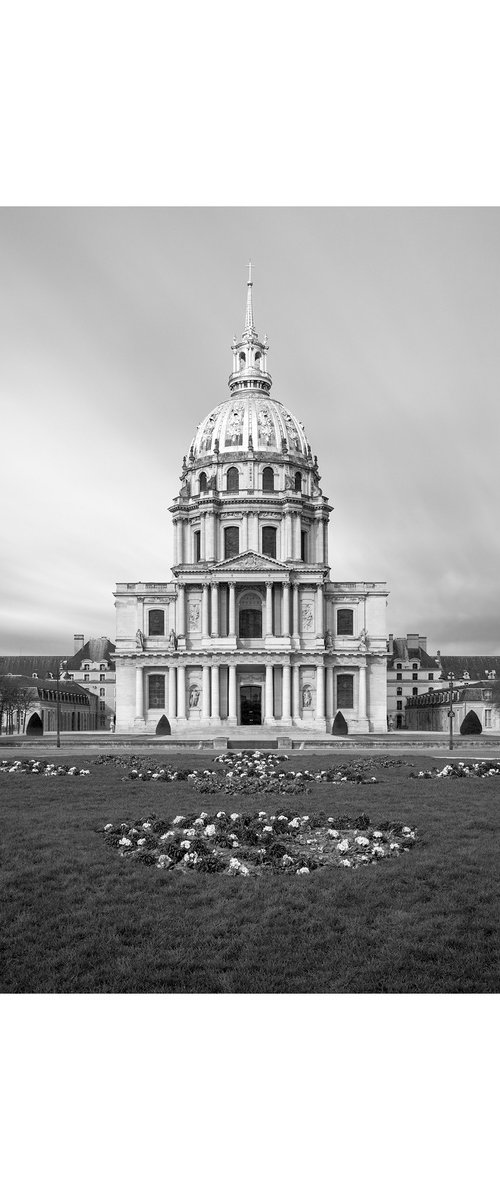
[{"left": 244, "top": 261, "right": 255, "bottom": 334}]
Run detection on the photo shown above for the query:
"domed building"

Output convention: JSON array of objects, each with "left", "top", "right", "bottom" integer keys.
[{"left": 114, "top": 270, "right": 388, "bottom": 737}]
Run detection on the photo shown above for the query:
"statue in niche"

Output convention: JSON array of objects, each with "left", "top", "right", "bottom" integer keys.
[
  {"left": 168, "top": 629, "right": 178, "bottom": 651},
  {"left": 135, "top": 629, "right": 144, "bottom": 650},
  {"left": 324, "top": 628, "right": 333, "bottom": 650},
  {"left": 302, "top": 684, "right": 312, "bottom": 709},
  {"left": 257, "top": 406, "right": 275, "bottom": 446},
  {"left": 226, "top": 405, "right": 243, "bottom": 446},
  {"left": 189, "top": 684, "right": 200, "bottom": 708},
  {"left": 285, "top": 414, "right": 300, "bottom": 451},
  {"left": 359, "top": 627, "right": 368, "bottom": 651}
]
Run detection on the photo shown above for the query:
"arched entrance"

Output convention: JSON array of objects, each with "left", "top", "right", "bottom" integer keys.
[
  {"left": 26, "top": 713, "right": 43, "bottom": 736},
  {"left": 332, "top": 711, "right": 348, "bottom": 736},
  {"left": 460, "top": 710, "right": 482, "bottom": 735},
  {"left": 155, "top": 715, "right": 171, "bottom": 735}
]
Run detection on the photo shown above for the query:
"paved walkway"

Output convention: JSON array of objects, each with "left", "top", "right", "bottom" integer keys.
[{"left": 1, "top": 732, "right": 500, "bottom": 758}]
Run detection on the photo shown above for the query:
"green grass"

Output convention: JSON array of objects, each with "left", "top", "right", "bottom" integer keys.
[{"left": 1, "top": 754, "right": 499, "bottom": 992}]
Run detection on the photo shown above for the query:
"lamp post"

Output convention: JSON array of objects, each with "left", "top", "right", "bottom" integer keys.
[
  {"left": 55, "top": 660, "right": 67, "bottom": 750},
  {"left": 447, "top": 671, "right": 455, "bottom": 751}
]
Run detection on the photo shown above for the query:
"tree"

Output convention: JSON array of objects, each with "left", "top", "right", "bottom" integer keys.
[{"left": 0, "top": 677, "right": 36, "bottom": 735}]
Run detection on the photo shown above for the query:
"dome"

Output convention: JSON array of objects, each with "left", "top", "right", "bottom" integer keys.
[{"left": 192, "top": 394, "right": 311, "bottom": 462}]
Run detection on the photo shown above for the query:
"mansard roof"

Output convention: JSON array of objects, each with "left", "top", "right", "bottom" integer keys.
[{"left": 66, "top": 637, "right": 116, "bottom": 669}]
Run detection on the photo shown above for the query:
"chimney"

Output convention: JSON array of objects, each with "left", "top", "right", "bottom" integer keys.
[
  {"left": 74, "top": 634, "right": 84, "bottom": 654},
  {"left": 418, "top": 636, "right": 427, "bottom": 652},
  {"left": 388, "top": 633, "right": 394, "bottom": 655},
  {"left": 407, "top": 633, "right": 420, "bottom": 652}
]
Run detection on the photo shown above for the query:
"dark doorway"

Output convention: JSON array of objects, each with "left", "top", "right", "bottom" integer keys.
[
  {"left": 156, "top": 715, "right": 171, "bottom": 735},
  {"left": 240, "top": 686, "right": 262, "bottom": 725},
  {"left": 460, "top": 710, "right": 482, "bottom": 735},
  {"left": 26, "top": 713, "right": 43, "bottom": 736},
  {"left": 332, "top": 711, "right": 348, "bottom": 736}
]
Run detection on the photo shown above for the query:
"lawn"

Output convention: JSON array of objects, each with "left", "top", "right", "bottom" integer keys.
[{"left": 1, "top": 752, "right": 498, "bottom": 992}]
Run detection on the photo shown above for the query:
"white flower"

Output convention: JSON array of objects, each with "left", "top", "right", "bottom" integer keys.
[
  {"left": 194, "top": 817, "right": 204, "bottom": 826},
  {"left": 216, "top": 811, "right": 226, "bottom": 819},
  {"left": 180, "top": 840, "right": 191, "bottom": 850},
  {"left": 119, "top": 837, "right": 132, "bottom": 846},
  {"left": 205, "top": 824, "right": 216, "bottom": 837},
  {"left": 390, "top": 842, "right": 400, "bottom": 851},
  {"left": 200, "top": 812, "right": 208, "bottom": 819},
  {"left": 184, "top": 828, "right": 196, "bottom": 838},
  {"left": 373, "top": 831, "right": 383, "bottom": 839},
  {"left": 340, "top": 859, "right": 352, "bottom": 867},
  {"left": 173, "top": 815, "right": 185, "bottom": 825},
  {"left": 142, "top": 821, "right": 152, "bottom": 831},
  {"left": 230, "top": 813, "right": 240, "bottom": 821},
  {"left": 288, "top": 818, "right": 300, "bottom": 828},
  {"left": 262, "top": 826, "right": 273, "bottom": 834},
  {"left": 104, "top": 823, "right": 113, "bottom": 832},
  {"left": 402, "top": 826, "right": 412, "bottom": 834},
  {"left": 296, "top": 866, "right": 310, "bottom": 875},
  {"left": 157, "top": 854, "right": 172, "bottom": 869},
  {"left": 355, "top": 836, "right": 370, "bottom": 847},
  {"left": 258, "top": 811, "right": 267, "bottom": 817},
  {"left": 137, "top": 838, "right": 146, "bottom": 845},
  {"left": 160, "top": 831, "right": 174, "bottom": 841},
  {"left": 328, "top": 829, "right": 340, "bottom": 838},
  {"left": 338, "top": 839, "right": 350, "bottom": 853},
  {"left": 152, "top": 772, "right": 159, "bottom": 779},
  {"left": 282, "top": 854, "right": 294, "bottom": 867},
  {"left": 372, "top": 845, "right": 385, "bottom": 856},
  {"left": 277, "top": 815, "right": 287, "bottom": 822}
]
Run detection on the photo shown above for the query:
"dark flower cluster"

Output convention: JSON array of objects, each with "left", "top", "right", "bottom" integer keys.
[{"left": 102, "top": 807, "right": 417, "bottom": 877}]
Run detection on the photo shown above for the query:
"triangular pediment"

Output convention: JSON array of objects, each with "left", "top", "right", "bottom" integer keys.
[{"left": 212, "top": 551, "right": 287, "bottom": 573}]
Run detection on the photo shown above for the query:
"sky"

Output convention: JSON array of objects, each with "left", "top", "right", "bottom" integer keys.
[{"left": 1, "top": 206, "right": 499, "bottom": 656}]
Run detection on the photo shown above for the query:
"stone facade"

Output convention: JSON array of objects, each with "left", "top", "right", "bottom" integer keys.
[{"left": 114, "top": 270, "right": 388, "bottom": 735}]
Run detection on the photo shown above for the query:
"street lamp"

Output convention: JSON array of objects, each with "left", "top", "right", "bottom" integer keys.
[
  {"left": 447, "top": 671, "right": 455, "bottom": 751},
  {"left": 55, "top": 660, "right": 67, "bottom": 750}
]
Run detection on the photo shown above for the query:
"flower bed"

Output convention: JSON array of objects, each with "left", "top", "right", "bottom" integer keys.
[
  {"left": 0, "top": 758, "right": 90, "bottom": 776},
  {"left": 93, "top": 751, "right": 383, "bottom": 791},
  {"left": 410, "top": 761, "right": 500, "bottom": 779},
  {"left": 102, "top": 807, "right": 417, "bottom": 876}
]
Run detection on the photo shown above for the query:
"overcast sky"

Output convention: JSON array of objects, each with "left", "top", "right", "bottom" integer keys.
[{"left": 1, "top": 206, "right": 499, "bottom": 655}]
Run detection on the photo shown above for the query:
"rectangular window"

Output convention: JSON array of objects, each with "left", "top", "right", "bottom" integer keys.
[
  {"left": 397, "top": 700, "right": 403, "bottom": 711},
  {"left": 99, "top": 687, "right": 105, "bottom": 696},
  {"left": 224, "top": 526, "right": 239, "bottom": 559},
  {"left": 396, "top": 672, "right": 402, "bottom": 681},
  {"left": 412, "top": 687, "right": 418, "bottom": 695},
  {"left": 84, "top": 673, "right": 89, "bottom": 681},
  {"left": 262, "top": 526, "right": 277, "bottom": 558},
  {"left": 100, "top": 673, "right": 105, "bottom": 681},
  {"left": 148, "top": 609, "right": 165, "bottom": 636},
  {"left": 484, "top": 709, "right": 492, "bottom": 728},
  {"left": 337, "top": 609, "right": 353, "bottom": 636},
  {"left": 301, "top": 530, "right": 307, "bottom": 562},
  {"left": 337, "top": 674, "right": 354, "bottom": 708},
  {"left": 428, "top": 673, "right": 434, "bottom": 680},
  {"left": 99, "top": 701, "right": 105, "bottom": 711},
  {"left": 148, "top": 674, "right": 165, "bottom": 709},
  {"left": 194, "top": 530, "right": 201, "bottom": 562},
  {"left": 412, "top": 672, "right": 418, "bottom": 680}
]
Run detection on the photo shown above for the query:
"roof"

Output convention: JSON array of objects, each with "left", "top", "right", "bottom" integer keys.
[
  {"left": 0, "top": 655, "right": 65, "bottom": 678},
  {"left": 407, "top": 679, "right": 500, "bottom": 706},
  {"left": 437, "top": 656, "right": 500, "bottom": 680},
  {"left": 388, "top": 639, "right": 437, "bottom": 669},
  {"left": 0, "top": 674, "right": 98, "bottom": 701},
  {"left": 65, "top": 637, "right": 115, "bottom": 670}
]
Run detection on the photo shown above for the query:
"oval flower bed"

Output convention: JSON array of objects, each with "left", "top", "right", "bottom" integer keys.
[
  {"left": 102, "top": 808, "right": 417, "bottom": 877},
  {"left": 0, "top": 758, "right": 90, "bottom": 776},
  {"left": 410, "top": 760, "right": 500, "bottom": 779}
]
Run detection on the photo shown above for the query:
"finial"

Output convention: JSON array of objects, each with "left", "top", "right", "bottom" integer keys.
[{"left": 244, "top": 261, "right": 255, "bottom": 333}]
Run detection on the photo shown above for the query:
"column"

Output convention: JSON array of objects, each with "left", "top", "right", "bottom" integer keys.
[
  {"left": 316, "top": 583, "right": 324, "bottom": 638},
  {"left": 211, "top": 583, "right": 219, "bottom": 637},
  {"left": 316, "top": 663, "right": 325, "bottom": 720},
  {"left": 206, "top": 511, "right": 215, "bottom": 561},
  {"left": 168, "top": 665, "right": 177, "bottom": 717},
  {"left": 265, "top": 662, "right": 274, "bottom": 721},
  {"left": 177, "top": 584, "right": 186, "bottom": 637},
  {"left": 202, "top": 664, "right": 210, "bottom": 719},
  {"left": 177, "top": 664, "right": 186, "bottom": 719},
  {"left": 211, "top": 664, "right": 220, "bottom": 720},
  {"left": 265, "top": 582, "right": 273, "bottom": 636},
  {"left": 326, "top": 665, "right": 334, "bottom": 721},
  {"left": 292, "top": 585, "right": 299, "bottom": 636},
  {"left": 228, "top": 664, "right": 237, "bottom": 722},
  {"left": 359, "top": 664, "right": 367, "bottom": 722},
  {"left": 137, "top": 597, "right": 145, "bottom": 637},
  {"left": 241, "top": 512, "right": 248, "bottom": 553},
  {"left": 316, "top": 519, "right": 323, "bottom": 563},
  {"left": 323, "top": 521, "right": 329, "bottom": 564},
  {"left": 284, "top": 512, "right": 292, "bottom": 559},
  {"left": 292, "top": 664, "right": 300, "bottom": 716},
  {"left": 228, "top": 583, "right": 236, "bottom": 636},
  {"left": 202, "top": 584, "right": 209, "bottom": 637},
  {"left": 135, "top": 666, "right": 144, "bottom": 720},
  {"left": 293, "top": 514, "right": 302, "bottom": 559},
  {"left": 282, "top": 583, "right": 290, "bottom": 636},
  {"left": 201, "top": 513, "right": 206, "bottom": 560},
  {"left": 173, "top": 521, "right": 178, "bottom": 564},
  {"left": 282, "top": 663, "right": 291, "bottom": 722}
]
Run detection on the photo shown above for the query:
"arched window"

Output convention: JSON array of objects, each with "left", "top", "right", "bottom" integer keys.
[
  {"left": 226, "top": 467, "right": 239, "bottom": 493},
  {"left": 337, "top": 609, "right": 353, "bottom": 635},
  {"left": 148, "top": 610, "right": 165, "bottom": 636},
  {"left": 224, "top": 526, "right": 239, "bottom": 559},
  {"left": 262, "top": 466, "right": 274, "bottom": 492},
  {"left": 397, "top": 686, "right": 402, "bottom": 696},
  {"left": 255, "top": 351, "right": 261, "bottom": 367},
  {"left": 262, "top": 526, "right": 276, "bottom": 558},
  {"left": 239, "top": 352, "right": 246, "bottom": 367},
  {"left": 199, "top": 471, "right": 207, "bottom": 493},
  {"left": 294, "top": 471, "right": 302, "bottom": 492},
  {"left": 149, "top": 675, "right": 165, "bottom": 708}
]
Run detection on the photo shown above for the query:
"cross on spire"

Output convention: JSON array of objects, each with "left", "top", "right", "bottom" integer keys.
[{"left": 244, "top": 260, "right": 255, "bottom": 334}]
